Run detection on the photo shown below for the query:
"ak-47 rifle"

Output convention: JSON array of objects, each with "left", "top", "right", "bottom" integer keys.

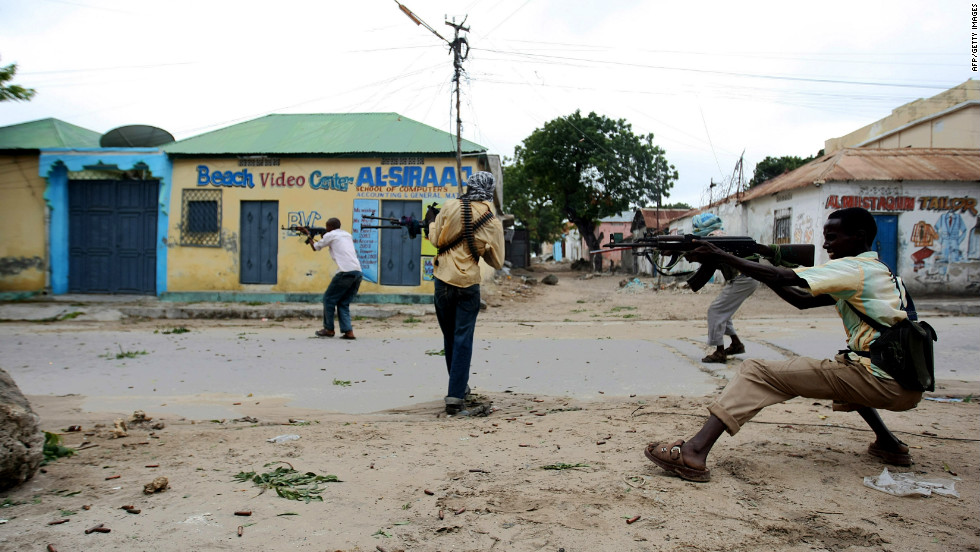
[
  {"left": 282, "top": 225, "right": 328, "bottom": 250},
  {"left": 595, "top": 233, "right": 815, "bottom": 292},
  {"left": 361, "top": 203, "right": 441, "bottom": 239}
]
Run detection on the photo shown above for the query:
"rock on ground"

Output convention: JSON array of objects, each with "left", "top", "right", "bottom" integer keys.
[{"left": 0, "top": 367, "right": 43, "bottom": 491}]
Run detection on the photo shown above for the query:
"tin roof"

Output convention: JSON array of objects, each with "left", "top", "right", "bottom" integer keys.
[
  {"left": 0, "top": 118, "right": 101, "bottom": 150},
  {"left": 163, "top": 113, "right": 488, "bottom": 156},
  {"left": 637, "top": 208, "right": 692, "bottom": 229},
  {"left": 741, "top": 148, "right": 980, "bottom": 202}
]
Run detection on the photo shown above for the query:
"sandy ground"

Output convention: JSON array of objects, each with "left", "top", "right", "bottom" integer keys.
[{"left": 1, "top": 263, "right": 978, "bottom": 552}]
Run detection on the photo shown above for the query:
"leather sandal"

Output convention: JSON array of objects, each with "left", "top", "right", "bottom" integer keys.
[
  {"left": 315, "top": 329, "right": 335, "bottom": 338},
  {"left": 644, "top": 441, "right": 711, "bottom": 482}
]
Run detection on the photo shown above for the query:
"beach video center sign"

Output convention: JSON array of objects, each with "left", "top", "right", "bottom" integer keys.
[{"left": 195, "top": 164, "right": 473, "bottom": 196}]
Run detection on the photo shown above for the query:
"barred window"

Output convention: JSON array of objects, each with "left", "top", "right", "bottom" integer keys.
[
  {"left": 181, "top": 189, "right": 222, "bottom": 247},
  {"left": 773, "top": 208, "right": 792, "bottom": 245}
]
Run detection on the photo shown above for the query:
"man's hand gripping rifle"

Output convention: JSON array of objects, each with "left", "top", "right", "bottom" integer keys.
[
  {"left": 361, "top": 202, "right": 440, "bottom": 239},
  {"left": 282, "top": 225, "right": 328, "bottom": 251},
  {"left": 598, "top": 233, "right": 815, "bottom": 292}
]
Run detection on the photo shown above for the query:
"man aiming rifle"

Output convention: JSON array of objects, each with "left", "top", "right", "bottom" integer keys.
[{"left": 642, "top": 207, "right": 924, "bottom": 483}]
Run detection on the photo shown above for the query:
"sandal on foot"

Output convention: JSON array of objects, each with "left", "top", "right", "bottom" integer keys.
[
  {"left": 315, "top": 329, "right": 335, "bottom": 338},
  {"left": 701, "top": 351, "right": 727, "bottom": 363},
  {"left": 644, "top": 441, "right": 711, "bottom": 482},
  {"left": 868, "top": 441, "right": 911, "bottom": 466},
  {"left": 724, "top": 343, "right": 745, "bottom": 355}
]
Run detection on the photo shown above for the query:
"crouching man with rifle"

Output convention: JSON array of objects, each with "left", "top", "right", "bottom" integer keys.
[{"left": 642, "top": 207, "right": 924, "bottom": 483}]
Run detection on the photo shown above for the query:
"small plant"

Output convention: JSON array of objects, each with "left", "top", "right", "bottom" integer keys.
[
  {"left": 424, "top": 349, "right": 445, "bottom": 356},
  {"left": 245, "top": 301, "right": 266, "bottom": 306},
  {"left": 42, "top": 432, "right": 75, "bottom": 465},
  {"left": 101, "top": 345, "right": 149, "bottom": 360},
  {"left": 609, "top": 306, "right": 637, "bottom": 312},
  {"left": 621, "top": 313, "right": 639, "bottom": 319},
  {"left": 233, "top": 461, "right": 340, "bottom": 503},
  {"left": 161, "top": 327, "right": 190, "bottom": 335},
  {"left": 332, "top": 379, "right": 352, "bottom": 387},
  {"left": 402, "top": 316, "right": 422, "bottom": 324},
  {"left": 570, "top": 309, "right": 586, "bottom": 313}
]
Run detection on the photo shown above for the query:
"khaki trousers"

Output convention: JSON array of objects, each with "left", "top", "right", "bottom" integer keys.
[{"left": 708, "top": 354, "right": 922, "bottom": 436}]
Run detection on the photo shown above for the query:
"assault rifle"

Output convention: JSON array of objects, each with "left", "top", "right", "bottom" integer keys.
[
  {"left": 361, "top": 203, "right": 440, "bottom": 239},
  {"left": 596, "top": 233, "right": 815, "bottom": 292},
  {"left": 282, "top": 225, "right": 328, "bottom": 250}
]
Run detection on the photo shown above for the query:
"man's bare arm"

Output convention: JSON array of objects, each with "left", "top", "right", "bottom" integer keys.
[{"left": 686, "top": 240, "right": 833, "bottom": 309}]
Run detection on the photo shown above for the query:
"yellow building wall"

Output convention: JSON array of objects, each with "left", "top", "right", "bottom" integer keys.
[
  {"left": 825, "top": 80, "right": 980, "bottom": 153},
  {"left": 0, "top": 154, "right": 47, "bottom": 291},
  {"left": 168, "top": 157, "right": 483, "bottom": 295}
]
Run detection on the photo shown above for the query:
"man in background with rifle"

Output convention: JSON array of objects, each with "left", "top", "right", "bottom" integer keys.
[
  {"left": 295, "top": 218, "right": 362, "bottom": 340},
  {"left": 426, "top": 172, "right": 505, "bottom": 417},
  {"left": 690, "top": 213, "right": 760, "bottom": 364},
  {"left": 642, "top": 207, "right": 924, "bottom": 483}
]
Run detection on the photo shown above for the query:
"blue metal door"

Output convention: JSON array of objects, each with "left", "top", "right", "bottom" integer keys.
[
  {"left": 379, "top": 200, "right": 421, "bottom": 286},
  {"left": 872, "top": 214, "right": 899, "bottom": 273},
  {"left": 68, "top": 179, "right": 158, "bottom": 294},
  {"left": 240, "top": 201, "right": 278, "bottom": 284}
]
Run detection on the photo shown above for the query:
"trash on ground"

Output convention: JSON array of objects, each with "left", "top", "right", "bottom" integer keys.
[
  {"left": 267, "top": 434, "right": 300, "bottom": 444},
  {"left": 924, "top": 397, "right": 963, "bottom": 403},
  {"left": 863, "top": 468, "right": 959, "bottom": 498}
]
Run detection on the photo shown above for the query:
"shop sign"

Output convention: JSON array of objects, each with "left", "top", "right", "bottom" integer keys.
[
  {"left": 824, "top": 194, "right": 977, "bottom": 215},
  {"left": 195, "top": 164, "right": 472, "bottom": 196}
]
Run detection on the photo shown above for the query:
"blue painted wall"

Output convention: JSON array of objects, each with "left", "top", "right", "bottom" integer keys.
[{"left": 38, "top": 148, "right": 172, "bottom": 295}]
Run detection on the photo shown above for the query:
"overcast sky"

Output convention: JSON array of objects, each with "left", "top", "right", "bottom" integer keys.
[{"left": 1, "top": 0, "right": 974, "bottom": 207}]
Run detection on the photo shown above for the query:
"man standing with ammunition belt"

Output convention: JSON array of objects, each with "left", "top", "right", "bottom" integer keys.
[{"left": 426, "top": 171, "right": 505, "bottom": 416}]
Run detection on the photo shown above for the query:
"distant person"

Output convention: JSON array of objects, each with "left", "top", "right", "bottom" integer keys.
[
  {"left": 426, "top": 172, "right": 505, "bottom": 416},
  {"left": 644, "top": 207, "right": 922, "bottom": 482},
  {"left": 692, "top": 213, "right": 759, "bottom": 363},
  {"left": 301, "top": 217, "right": 362, "bottom": 340}
]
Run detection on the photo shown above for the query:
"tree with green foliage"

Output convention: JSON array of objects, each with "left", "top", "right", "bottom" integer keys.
[
  {"left": 748, "top": 152, "right": 822, "bottom": 187},
  {"left": 0, "top": 57, "right": 36, "bottom": 102},
  {"left": 503, "top": 110, "right": 678, "bottom": 270}
]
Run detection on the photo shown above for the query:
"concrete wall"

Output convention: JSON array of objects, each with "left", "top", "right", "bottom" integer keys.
[{"left": 0, "top": 154, "right": 47, "bottom": 292}]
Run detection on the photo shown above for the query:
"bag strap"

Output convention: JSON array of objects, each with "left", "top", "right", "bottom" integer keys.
[{"left": 843, "top": 259, "right": 918, "bottom": 357}]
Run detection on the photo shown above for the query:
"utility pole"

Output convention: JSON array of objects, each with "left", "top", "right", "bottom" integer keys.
[
  {"left": 393, "top": 1, "right": 470, "bottom": 197},
  {"left": 446, "top": 17, "right": 470, "bottom": 197}
]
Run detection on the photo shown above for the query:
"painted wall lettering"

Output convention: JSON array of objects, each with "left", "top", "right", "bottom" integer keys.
[
  {"left": 197, "top": 165, "right": 254, "bottom": 188},
  {"left": 285, "top": 211, "right": 322, "bottom": 228},
  {"left": 310, "top": 171, "right": 354, "bottom": 191},
  {"left": 259, "top": 172, "right": 306, "bottom": 187},
  {"left": 824, "top": 194, "right": 978, "bottom": 216},
  {"left": 824, "top": 195, "right": 915, "bottom": 211},
  {"left": 355, "top": 165, "right": 472, "bottom": 188},
  {"left": 917, "top": 196, "right": 978, "bottom": 215}
]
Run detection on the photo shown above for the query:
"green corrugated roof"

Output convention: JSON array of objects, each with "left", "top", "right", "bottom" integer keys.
[
  {"left": 163, "top": 113, "right": 487, "bottom": 156},
  {"left": 0, "top": 118, "right": 102, "bottom": 149}
]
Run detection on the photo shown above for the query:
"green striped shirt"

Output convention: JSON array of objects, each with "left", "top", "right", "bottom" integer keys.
[{"left": 793, "top": 251, "right": 908, "bottom": 378}]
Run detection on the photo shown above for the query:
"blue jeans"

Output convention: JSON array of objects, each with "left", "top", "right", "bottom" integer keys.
[
  {"left": 434, "top": 278, "right": 481, "bottom": 400},
  {"left": 322, "top": 271, "right": 362, "bottom": 332}
]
